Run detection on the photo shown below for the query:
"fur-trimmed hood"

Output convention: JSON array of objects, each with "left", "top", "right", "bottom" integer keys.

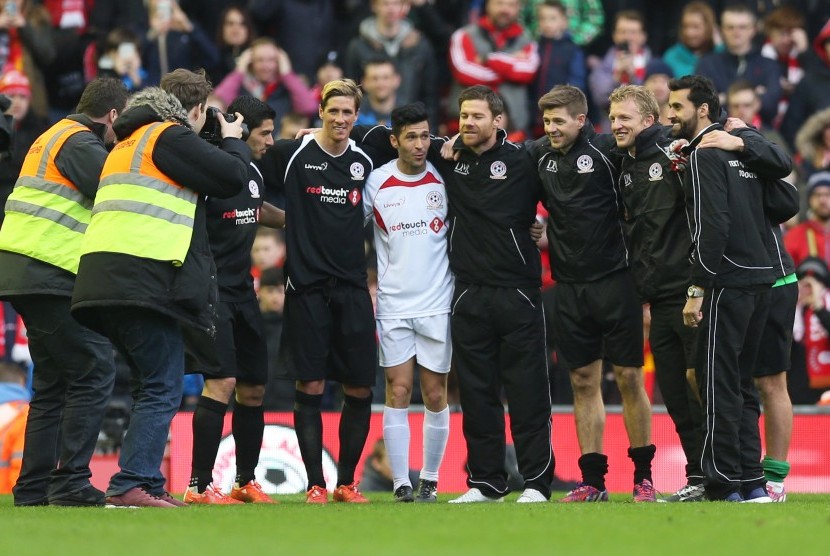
[
  {"left": 113, "top": 87, "right": 191, "bottom": 141},
  {"left": 795, "top": 106, "right": 830, "bottom": 162}
]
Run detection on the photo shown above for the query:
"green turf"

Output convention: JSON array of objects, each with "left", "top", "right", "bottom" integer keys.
[{"left": 1, "top": 493, "right": 829, "bottom": 555}]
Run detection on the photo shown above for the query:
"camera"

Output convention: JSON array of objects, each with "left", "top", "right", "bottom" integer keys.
[
  {"left": 199, "top": 106, "right": 249, "bottom": 145},
  {"left": 0, "top": 94, "right": 15, "bottom": 159},
  {"left": 616, "top": 42, "right": 630, "bottom": 54}
]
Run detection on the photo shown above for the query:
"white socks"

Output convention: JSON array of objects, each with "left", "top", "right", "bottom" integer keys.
[
  {"left": 421, "top": 406, "right": 449, "bottom": 482},
  {"left": 382, "top": 406, "right": 411, "bottom": 491}
]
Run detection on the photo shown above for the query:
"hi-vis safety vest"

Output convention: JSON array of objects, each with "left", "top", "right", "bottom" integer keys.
[
  {"left": 0, "top": 119, "right": 91, "bottom": 274},
  {"left": 80, "top": 122, "right": 197, "bottom": 266}
]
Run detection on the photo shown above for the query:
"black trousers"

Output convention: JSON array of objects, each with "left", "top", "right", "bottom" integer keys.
[
  {"left": 10, "top": 295, "right": 115, "bottom": 505},
  {"left": 649, "top": 297, "right": 704, "bottom": 482},
  {"left": 695, "top": 287, "right": 769, "bottom": 499},
  {"left": 451, "top": 283, "right": 554, "bottom": 498}
]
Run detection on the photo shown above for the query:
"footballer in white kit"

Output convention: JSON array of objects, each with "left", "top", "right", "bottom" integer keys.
[{"left": 362, "top": 103, "right": 453, "bottom": 503}]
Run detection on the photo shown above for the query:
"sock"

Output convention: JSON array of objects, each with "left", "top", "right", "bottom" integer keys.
[
  {"left": 628, "top": 444, "right": 656, "bottom": 484},
  {"left": 233, "top": 403, "right": 264, "bottom": 486},
  {"left": 420, "top": 406, "right": 449, "bottom": 483},
  {"left": 189, "top": 396, "right": 228, "bottom": 492},
  {"left": 294, "top": 391, "right": 325, "bottom": 489},
  {"left": 337, "top": 393, "right": 372, "bottom": 487},
  {"left": 762, "top": 455, "right": 790, "bottom": 483},
  {"left": 578, "top": 452, "right": 609, "bottom": 492},
  {"left": 383, "top": 406, "right": 411, "bottom": 490}
]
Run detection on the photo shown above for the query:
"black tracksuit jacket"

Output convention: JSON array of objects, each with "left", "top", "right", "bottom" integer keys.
[{"left": 536, "top": 125, "right": 627, "bottom": 284}]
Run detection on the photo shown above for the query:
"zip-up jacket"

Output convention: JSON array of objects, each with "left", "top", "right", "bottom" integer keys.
[
  {"left": 683, "top": 124, "right": 777, "bottom": 289},
  {"left": 357, "top": 125, "right": 543, "bottom": 288},
  {"left": 617, "top": 124, "right": 690, "bottom": 302},
  {"left": 537, "top": 125, "right": 627, "bottom": 283}
]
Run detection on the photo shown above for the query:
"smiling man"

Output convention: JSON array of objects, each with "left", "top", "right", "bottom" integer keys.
[
  {"left": 534, "top": 85, "right": 656, "bottom": 503},
  {"left": 260, "top": 79, "right": 376, "bottom": 504},
  {"left": 362, "top": 102, "right": 452, "bottom": 503}
]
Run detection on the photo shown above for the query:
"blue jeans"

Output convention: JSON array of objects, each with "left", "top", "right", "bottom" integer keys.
[
  {"left": 98, "top": 307, "right": 184, "bottom": 496},
  {"left": 11, "top": 295, "right": 116, "bottom": 505}
]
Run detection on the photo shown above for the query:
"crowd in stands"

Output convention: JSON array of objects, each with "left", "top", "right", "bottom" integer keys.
[{"left": 3, "top": 0, "right": 830, "bottom": 408}]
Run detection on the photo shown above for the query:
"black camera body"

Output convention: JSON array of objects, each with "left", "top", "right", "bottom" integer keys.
[
  {"left": 199, "top": 106, "right": 249, "bottom": 145},
  {"left": 0, "top": 94, "right": 14, "bottom": 159}
]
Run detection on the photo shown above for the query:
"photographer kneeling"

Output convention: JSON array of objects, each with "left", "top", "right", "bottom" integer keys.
[{"left": 71, "top": 69, "right": 250, "bottom": 508}]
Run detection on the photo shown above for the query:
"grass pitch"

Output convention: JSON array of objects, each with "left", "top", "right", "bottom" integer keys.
[{"left": 1, "top": 493, "right": 829, "bottom": 555}]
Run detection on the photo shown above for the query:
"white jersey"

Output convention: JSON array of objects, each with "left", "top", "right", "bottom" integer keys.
[{"left": 363, "top": 159, "right": 453, "bottom": 319}]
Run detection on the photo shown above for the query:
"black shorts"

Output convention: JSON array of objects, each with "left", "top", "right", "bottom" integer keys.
[
  {"left": 553, "top": 270, "right": 644, "bottom": 368},
  {"left": 278, "top": 281, "right": 376, "bottom": 386},
  {"left": 183, "top": 298, "right": 268, "bottom": 385},
  {"left": 755, "top": 281, "right": 797, "bottom": 377}
]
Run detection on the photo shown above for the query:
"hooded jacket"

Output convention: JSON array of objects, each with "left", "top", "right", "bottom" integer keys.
[
  {"left": 781, "top": 19, "right": 830, "bottom": 148},
  {"left": 794, "top": 106, "right": 830, "bottom": 177},
  {"left": 71, "top": 87, "right": 250, "bottom": 335}
]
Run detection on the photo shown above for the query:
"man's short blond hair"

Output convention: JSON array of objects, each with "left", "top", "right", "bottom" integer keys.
[
  {"left": 320, "top": 79, "right": 362, "bottom": 111},
  {"left": 609, "top": 85, "right": 659, "bottom": 121}
]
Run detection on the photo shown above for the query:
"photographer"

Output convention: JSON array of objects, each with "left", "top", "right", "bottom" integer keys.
[
  {"left": 183, "top": 95, "right": 285, "bottom": 505},
  {"left": 71, "top": 69, "right": 249, "bottom": 508}
]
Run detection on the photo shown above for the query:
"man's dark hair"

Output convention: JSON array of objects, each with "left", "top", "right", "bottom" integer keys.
[
  {"left": 0, "top": 361, "right": 26, "bottom": 384},
  {"left": 722, "top": 2, "right": 755, "bottom": 21},
  {"left": 362, "top": 55, "right": 398, "bottom": 77},
  {"left": 614, "top": 9, "right": 646, "bottom": 31},
  {"left": 538, "top": 85, "right": 588, "bottom": 117},
  {"left": 539, "top": 0, "right": 566, "bottom": 16},
  {"left": 458, "top": 85, "right": 503, "bottom": 117},
  {"left": 260, "top": 266, "right": 284, "bottom": 288},
  {"left": 391, "top": 102, "right": 429, "bottom": 137},
  {"left": 228, "top": 95, "right": 276, "bottom": 131},
  {"left": 726, "top": 78, "right": 757, "bottom": 100},
  {"left": 160, "top": 68, "right": 213, "bottom": 112},
  {"left": 76, "top": 77, "right": 129, "bottom": 117},
  {"left": 668, "top": 74, "right": 720, "bottom": 120}
]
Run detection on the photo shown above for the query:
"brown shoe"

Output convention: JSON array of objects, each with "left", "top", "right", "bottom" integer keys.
[{"left": 105, "top": 487, "right": 177, "bottom": 508}]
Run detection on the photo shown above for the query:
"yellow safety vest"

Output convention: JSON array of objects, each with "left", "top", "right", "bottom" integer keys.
[
  {"left": 0, "top": 119, "right": 91, "bottom": 273},
  {"left": 80, "top": 122, "right": 197, "bottom": 265}
]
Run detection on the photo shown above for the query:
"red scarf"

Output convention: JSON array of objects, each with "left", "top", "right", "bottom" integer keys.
[
  {"left": 804, "top": 300, "right": 830, "bottom": 389},
  {"left": 477, "top": 15, "right": 524, "bottom": 50}
]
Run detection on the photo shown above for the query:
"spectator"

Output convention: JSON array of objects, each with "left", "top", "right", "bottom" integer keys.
[
  {"left": 0, "top": 361, "right": 29, "bottom": 494},
  {"left": 0, "top": 0, "right": 55, "bottom": 121},
  {"left": 727, "top": 79, "right": 791, "bottom": 161},
  {"left": 344, "top": 0, "right": 438, "bottom": 130},
  {"left": 761, "top": 6, "right": 808, "bottom": 125},
  {"left": 793, "top": 257, "right": 830, "bottom": 394},
  {"left": 247, "top": 0, "right": 334, "bottom": 84},
  {"left": 250, "top": 227, "right": 285, "bottom": 290},
  {"left": 177, "top": 0, "right": 238, "bottom": 45},
  {"left": 529, "top": 0, "right": 586, "bottom": 137},
  {"left": 662, "top": 1, "right": 717, "bottom": 80},
  {"left": 359, "top": 439, "right": 419, "bottom": 493},
  {"left": 784, "top": 172, "right": 830, "bottom": 268},
  {"left": 795, "top": 107, "right": 830, "bottom": 181},
  {"left": 355, "top": 57, "right": 401, "bottom": 128},
  {"left": 521, "top": 0, "right": 604, "bottom": 48},
  {"left": 141, "top": 0, "right": 220, "bottom": 86},
  {"left": 448, "top": 0, "right": 539, "bottom": 135},
  {"left": 0, "top": 70, "right": 48, "bottom": 228},
  {"left": 260, "top": 266, "right": 293, "bottom": 411},
  {"left": 209, "top": 4, "right": 254, "bottom": 85},
  {"left": 96, "top": 28, "right": 147, "bottom": 92},
  {"left": 588, "top": 10, "right": 652, "bottom": 131},
  {"left": 643, "top": 59, "right": 674, "bottom": 126},
  {"left": 277, "top": 112, "right": 309, "bottom": 141},
  {"left": 694, "top": 3, "right": 782, "bottom": 127},
  {"left": 214, "top": 37, "right": 317, "bottom": 136},
  {"left": 781, "top": 18, "right": 830, "bottom": 150}
]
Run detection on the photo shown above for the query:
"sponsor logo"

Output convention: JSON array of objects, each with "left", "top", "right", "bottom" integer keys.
[
  {"left": 214, "top": 424, "right": 338, "bottom": 494},
  {"left": 490, "top": 161, "right": 507, "bottom": 179},
  {"left": 576, "top": 155, "right": 594, "bottom": 173},
  {"left": 306, "top": 184, "right": 351, "bottom": 204},
  {"left": 348, "top": 188, "right": 361, "bottom": 206},
  {"left": 546, "top": 159, "right": 558, "bottom": 173},
  {"left": 390, "top": 219, "right": 430, "bottom": 237},
  {"left": 623, "top": 174, "right": 633, "bottom": 188},
  {"left": 383, "top": 197, "right": 405, "bottom": 208},
  {"left": 648, "top": 162, "right": 663, "bottom": 181},
  {"left": 304, "top": 162, "right": 328, "bottom": 171},
  {"left": 248, "top": 179, "right": 260, "bottom": 198},
  {"left": 739, "top": 169, "right": 758, "bottom": 179},
  {"left": 426, "top": 190, "right": 444, "bottom": 210},
  {"left": 222, "top": 207, "right": 258, "bottom": 225},
  {"left": 430, "top": 217, "right": 444, "bottom": 233},
  {"left": 728, "top": 160, "right": 744, "bottom": 168},
  {"left": 350, "top": 162, "right": 365, "bottom": 181},
  {"left": 454, "top": 162, "right": 470, "bottom": 175}
]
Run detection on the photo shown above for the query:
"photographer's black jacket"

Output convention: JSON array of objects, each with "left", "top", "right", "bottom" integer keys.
[
  {"left": 536, "top": 125, "right": 627, "bottom": 284},
  {"left": 357, "top": 126, "right": 544, "bottom": 288},
  {"left": 683, "top": 124, "right": 778, "bottom": 289},
  {"left": 617, "top": 124, "right": 690, "bottom": 303}
]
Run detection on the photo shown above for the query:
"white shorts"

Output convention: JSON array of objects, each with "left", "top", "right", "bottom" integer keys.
[{"left": 376, "top": 314, "right": 452, "bottom": 373}]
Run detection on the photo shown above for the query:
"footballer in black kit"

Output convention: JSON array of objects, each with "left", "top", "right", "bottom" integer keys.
[
  {"left": 182, "top": 96, "right": 286, "bottom": 505},
  {"left": 260, "top": 79, "right": 376, "bottom": 504}
]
